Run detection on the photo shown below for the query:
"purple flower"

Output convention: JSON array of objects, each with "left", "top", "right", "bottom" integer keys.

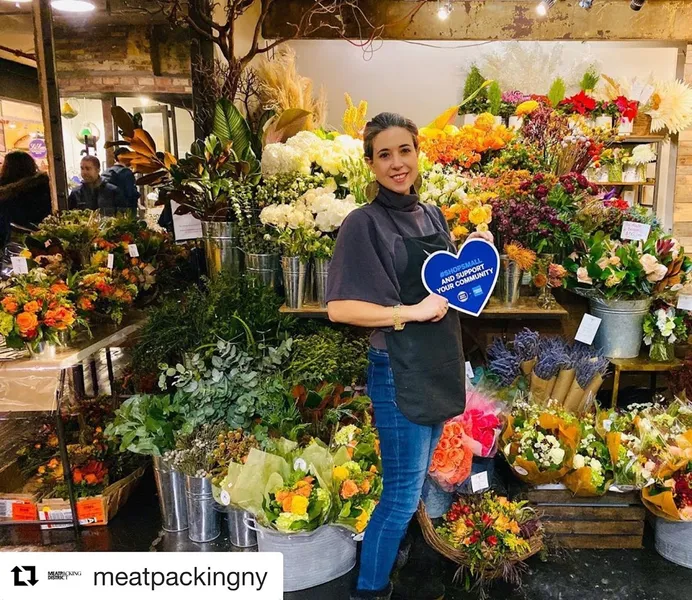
[{"left": 502, "top": 91, "right": 529, "bottom": 105}]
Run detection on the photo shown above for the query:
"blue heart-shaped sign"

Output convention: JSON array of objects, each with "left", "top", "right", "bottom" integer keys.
[{"left": 421, "top": 239, "right": 500, "bottom": 317}]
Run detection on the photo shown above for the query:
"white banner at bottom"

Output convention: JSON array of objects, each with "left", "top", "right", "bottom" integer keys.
[{"left": 0, "top": 552, "right": 283, "bottom": 599}]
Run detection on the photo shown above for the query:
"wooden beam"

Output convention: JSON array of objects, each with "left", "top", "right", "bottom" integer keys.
[
  {"left": 265, "top": 0, "right": 692, "bottom": 42},
  {"left": 32, "top": 0, "right": 69, "bottom": 213}
]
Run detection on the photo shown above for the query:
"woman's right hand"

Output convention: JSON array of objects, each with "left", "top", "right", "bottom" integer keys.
[{"left": 410, "top": 294, "right": 449, "bottom": 323}]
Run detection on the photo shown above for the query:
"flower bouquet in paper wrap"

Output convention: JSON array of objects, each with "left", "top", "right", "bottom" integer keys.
[
  {"left": 501, "top": 402, "right": 579, "bottom": 484},
  {"left": 530, "top": 338, "right": 572, "bottom": 406},
  {"left": 598, "top": 408, "right": 647, "bottom": 490},
  {"left": 563, "top": 418, "right": 614, "bottom": 496},
  {"left": 487, "top": 339, "right": 522, "bottom": 388},
  {"left": 563, "top": 347, "right": 609, "bottom": 414},
  {"left": 429, "top": 419, "right": 474, "bottom": 491},
  {"left": 513, "top": 328, "right": 540, "bottom": 376},
  {"left": 458, "top": 387, "right": 507, "bottom": 458},
  {"left": 330, "top": 422, "right": 381, "bottom": 474},
  {"left": 643, "top": 462, "right": 692, "bottom": 521}
]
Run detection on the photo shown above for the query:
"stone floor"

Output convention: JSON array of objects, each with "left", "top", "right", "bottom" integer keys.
[{"left": 0, "top": 473, "right": 689, "bottom": 600}]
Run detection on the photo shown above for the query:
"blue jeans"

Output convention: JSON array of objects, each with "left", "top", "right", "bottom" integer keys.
[{"left": 357, "top": 348, "right": 443, "bottom": 591}]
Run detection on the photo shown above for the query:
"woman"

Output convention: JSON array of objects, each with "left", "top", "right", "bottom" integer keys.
[
  {"left": 326, "top": 113, "right": 493, "bottom": 600},
  {"left": 0, "top": 151, "right": 52, "bottom": 246}
]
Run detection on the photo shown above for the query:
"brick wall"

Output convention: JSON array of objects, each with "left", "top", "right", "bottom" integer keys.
[
  {"left": 54, "top": 24, "right": 192, "bottom": 96},
  {"left": 675, "top": 44, "right": 692, "bottom": 250}
]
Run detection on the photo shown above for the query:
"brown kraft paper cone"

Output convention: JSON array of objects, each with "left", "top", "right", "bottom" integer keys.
[
  {"left": 552, "top": 368, "right": 576, "bottom": 405},
  {"left": 563, "top": 379, "right": 586, "bottom": 414},
  {"left": 577, "top": 373, "right": 604, "bottom": 414},
  {"left": 521, "top": 359, "right": 537, "bottom": 376},
  {"left": 530, "top": 372, "right": 557, "bottom": 405}
]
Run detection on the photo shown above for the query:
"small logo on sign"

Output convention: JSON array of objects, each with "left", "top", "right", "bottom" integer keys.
[
  {"left": 472, "top": 285, "right": 483, "bottom": 297},
  {"left": 12, "top": 566, "right": 38, "bottom": 586},
  {"left": 457, "top": 291, "right": 468, "bottom": 303}
]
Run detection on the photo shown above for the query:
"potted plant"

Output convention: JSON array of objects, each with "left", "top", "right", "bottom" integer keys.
[
  {"left": 459, "top": 66, "right": 490, "bottom": 125},
  {"left": 643, "top": 301, "right": 690, "bottom": 362}
]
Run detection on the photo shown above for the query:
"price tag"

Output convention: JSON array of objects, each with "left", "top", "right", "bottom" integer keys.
[
  {"left": 677, "top": 295, "right": 692, "bottom": 311},
  {"left": 12, "top": 502, "right": 38, "bottom": 522},
  {"left": 621, "top": 221, "right": 651, "bottom": 241},
  {"left": 514, "top": 466, "right": 529, "bottom": 477},
  {"left": 575, "top": 314, "right": 602, "bottom": 345},
  {"left": 220, "top": 490, "right": 231, "bottom": 506},
  {"left": 471, "top": 471, "right": 489, "bottom": 493},
  {"left": 11, "top": 256, "right": 29, "bottom": 274},
  {"left": 465, "top": 361, "right": 475, "bottom": 380},
  {"left": 353, "top": 532, "right": 365, "bottom": 542},
  {"left": 127, "top": 244, "right": 140, "bottom": 258},
  {"left": 293, "top": 458, "right": 307, "bottom": 472},
  {"left": 107, "top": 254, "right": 114, "bottom": 269}
]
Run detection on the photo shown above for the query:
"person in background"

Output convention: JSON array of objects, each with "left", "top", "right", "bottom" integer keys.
[
  {"left": 104, "top": 147, "right": 140, "bottom": 212},
  {"left": 68, "top": 155, "right": 125, "bottom": 216},
  {"left": 0, "top": 150, "right": 52, "bottom": 246}
]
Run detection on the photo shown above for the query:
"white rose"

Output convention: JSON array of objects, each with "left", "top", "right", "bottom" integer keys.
[
  {"left": 590, "top": 459, "right": 602, "bottom": 472},
  {"left": 639, "top": 253, "right": 660, "bottom": 275},
  {"left": 573, "top": 454, "right": 586, "bottom": 470},
  {"left": 549, "top": 447, "right": 566, "bottom": 466}
]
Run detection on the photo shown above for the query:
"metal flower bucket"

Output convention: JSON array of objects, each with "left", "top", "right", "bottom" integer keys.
[
  {"left": 224, "top": 507, "right": 257, "bottom": 548},
  {"left": 495, "top": 256, "right": 522, "bottom": 306},
  {"left": 589, "top": 297, "right": 652, "bottom": 359},
  {"left": 282, "top": 256, "right": 308, "bottom": 309},
  {"left": 185, "top": 475, "right": 220, "bottom": 543},
  {"left": 315, "top": 258, "right": 331, "bottom": 309},
  {"left": 245, "top": 253, "right": 281, "bottom": 293},
  {"left": 655, "top": 518, "right": 692, "bottom": 569},
  {"left": 152, "top": 455, "right": 188, "bottom": 532},
  {"left": 201, "top": 221, "right": 243, "bottom": 277}
]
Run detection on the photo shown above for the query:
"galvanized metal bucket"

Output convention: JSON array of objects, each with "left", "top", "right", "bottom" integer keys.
[
  {"left": 495, "top": 256, "right": 522, "bottom": 306},
  {"left": 224, "top": 507, "right": 257, "bottom": 548},
  {"left": 245, "top": 253, "right": 281, "bottom": 292},
  {"left": 282, "top": 256, "right": 308, "bottom": 309},
  {"left": 185, "top": 475, "right": 221, "bottom": 543},
  {"left": 589, "top": 297, "right": 651, "bottom": 359},
  {"left": 201, "top": 221, "right": 243, "bottom": 277},
  {"left": 152, "top": 455, "right": 188, "bottom": 532},
  {"left": 315, "top": 258, "right": 331, "bottom": 309},
  {"left": 250, "top": 522, "right": 357, "bottom": 591},
  {"left": 655, "top": 518, "right": 692, "bottom": 569}
]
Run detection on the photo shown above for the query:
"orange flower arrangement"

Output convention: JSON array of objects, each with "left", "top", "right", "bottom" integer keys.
[
  {"left": 429, "top": 419, "right": 474, "bottom": 491},
  {"left": 1, "top": 296, "right": 19, "bottom": 314}
]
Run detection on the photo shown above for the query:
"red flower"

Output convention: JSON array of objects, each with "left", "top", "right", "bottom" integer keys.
[
  {"left": 562, "top": 91, "right": 597, "bottom": 115},
  {"left": 614, "top": 96, "right": 639, "bottom": 122},
  {"left": 487, "top": 535, "right": 499, "bottom": 547},
  {"left": 481, "top": 513, "right": 493, "bottom": 526}
]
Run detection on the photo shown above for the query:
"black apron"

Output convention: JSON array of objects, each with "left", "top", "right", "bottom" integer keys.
[{"left": 377, "top": 202, "right": 466, "bottom": 426}]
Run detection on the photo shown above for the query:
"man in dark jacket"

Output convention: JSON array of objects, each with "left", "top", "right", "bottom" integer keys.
[
  {"left": 68, "top": 156, "right": 126, "bottom": 216},
  {"left": 104, "top": 148, "right": 140, "bottom": 211}
]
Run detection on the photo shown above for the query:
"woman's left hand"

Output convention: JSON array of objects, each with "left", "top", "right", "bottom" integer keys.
[{"left": 467, "top": 231, "right": 495, "bottom": 245}]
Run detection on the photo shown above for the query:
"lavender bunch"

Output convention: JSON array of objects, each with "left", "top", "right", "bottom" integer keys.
[
  {"left": 534, "top": 342, "right": 572, "bottom": 380},
  {"left": 488, "top": 338, "right": 521, "bottom": 386},
  {"left": 514, "top": 328, "right": 540, "bottom": 362},
  {"left": 575, "top": 356, "right": 610, "bottom": 389}
]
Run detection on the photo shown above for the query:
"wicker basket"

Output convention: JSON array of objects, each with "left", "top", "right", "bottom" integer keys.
[
  {"left": 632, "top": 113, "right": 652, "bottom": 136},
  {"left": 416, "top": 502, "right": 543, "bottom": 580}
]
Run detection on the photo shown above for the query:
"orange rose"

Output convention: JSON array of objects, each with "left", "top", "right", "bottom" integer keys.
[
  {"left": 359, "top": 479, "right": 371, "bottom": 495},
  {"left": 341, "top": 480, "right": 359, "bottom": 499},
  {"left": 44, "top": 306, "right": 76, "bottom": 330},
  {"left": 282, "top": 494, "right": 295, "bottom": 513},
  {"left": 50, "top": 282, "right": 69, "bottom": 295},
  {"left": 1, "top": 296, "right": 19, "bottom": 314},
  {"left": 294, "top": 480, "right": 313, "bottom": 498},
  {"left": 84, "top": 474, "right": 97, "bottom": 485},
  {"left": 73, "top": 470, "right": 83, "bottom": 484},
  {"left": 78, "top": 297, "right": 94, "bottom": 311},
  {"left": 16, "top": 311, "right": 38, "bottom": 334},
  {"left": 23, "top": 301, "right": 40, "bottom": 314},
  {"left": 26, "top": 285, "right": 47, "bottom": 299}
]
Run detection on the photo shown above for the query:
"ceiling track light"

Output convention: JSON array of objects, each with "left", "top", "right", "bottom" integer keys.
[
  {"left": 630, "top": 0, "right": 646, "bottom": 10},
  {"left": 51, "top": 1, "right": 96, "bottom": 13},
  {"left": 579, "top": 0, "right": 593, "bottom": 9},
  {"left": 437, "top": 1, "right": 453, "bottom": 21},
  {"left": 536, "top": 0, "right": 556, "bottom": 16}
]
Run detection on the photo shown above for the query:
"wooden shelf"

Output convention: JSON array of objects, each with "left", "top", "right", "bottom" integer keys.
[
  {"left": 588, "top": 181, "right": 655, "bottom": 187},
  {"left": 280, "top": 297, "right": 568, "bottom": 320},
  {"left": 614, "top": 135, "right": 666, "bottom": 143}
]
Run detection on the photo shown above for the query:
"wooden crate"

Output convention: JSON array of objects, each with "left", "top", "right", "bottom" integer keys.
[{"left": 525, "top": 487, "right": 645, "bottom": 549}]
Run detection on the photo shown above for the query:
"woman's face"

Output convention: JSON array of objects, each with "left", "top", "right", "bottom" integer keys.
[{"left": 366, "top": 127, "right": 419, "bottom": 194}]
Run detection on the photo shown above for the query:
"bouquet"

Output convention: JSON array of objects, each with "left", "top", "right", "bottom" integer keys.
[
  {"left": 332, "top": 460, "right": 382, "bottom": 533},
  {"left": 563, "top": 418, "right": 613, "bottom": 496},
  {"left": 458, "top": 387, "right": 506, "bottom": 457},
  {"left": 501, "top": 403, "right": 578, "bottom": 484},
  {"left": 643, "top": 462, "right": 692, "bottom": 521},
  {"left": 74, "top": 268, "right": 138, "bottom": 324},
  {"left": 429, "top": 419, "right": 474, "bottom": 491},
  {"left": 331, "top": 422, "right": 381, "bottom": 473},
  {"left": 435, "top": 493, "right": 541, "bottom": 584},
  {"left": 0, "top": 271, "right": 80, "bottom": 350},
  {"left": 643, "top": 303, "right": 690, "bottom": 362},
  {"left": 600, "top": 409, "right": 647, "bottom": 489}
]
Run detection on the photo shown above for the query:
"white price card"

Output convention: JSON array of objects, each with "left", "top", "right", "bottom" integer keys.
[
  {"left": 621, "top": 221, "right": 651, "bottom": 241},
  {"left": 678, "top": 295, "right": 692, "bottom": 311},
  {"left": 107, "top": 253, "right": 114, "bottom": 269},
  {"left": 575, "top": 314, "right": 602, "bottom": 345},
  {"left": 11, "top": 256, "right": 29, "bottom": 274},
  {"left": 127, "top": 244, "right": 140, "bottom": 258},
  {"left": 471, "top": 471, "right": 489, "bottom": 493},
  {"left": 465, "top": 361, "right": 475, "bottom": 380},
  {"left": 171, "top": 199, "right": 204, "bottom": 241}
]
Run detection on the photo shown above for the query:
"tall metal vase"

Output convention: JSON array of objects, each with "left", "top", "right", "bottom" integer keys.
[
  {"left": 185, "top": 475, "right": 220, "bottom": 543},
  {"left": 315, "top": 258, "right": 331, "bottom": 309},
  {"left": 153, "top": 455, "right": 188, "bottom": 532},
  {"left": 589, "top": 297, "right": 652, "bottom": 359},
  {"left": 282, "top": 256, "right": 308, "bottom": 309},
  {"left": 201, "top": 221, "right": 243, "bottom": 277},
  {"left": 245, "top": 253, "right": 281, "bottom": 293},
  {"left": 495, "top": 256, "right": 522, "bottom": 306}
]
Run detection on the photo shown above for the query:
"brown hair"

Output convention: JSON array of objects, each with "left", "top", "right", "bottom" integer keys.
[
  {"left": 81, "top": 155, "right": 101, "bottom": 170},
  {"left": 363, "top": 112, "right": 419, "bottom": 160},
  {"left": 0, "top": 151, "right": 38, "bottom": 186}
]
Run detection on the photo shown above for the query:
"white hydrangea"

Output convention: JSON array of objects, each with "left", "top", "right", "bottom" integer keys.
[
  {"left": 286, "top": 131, "right": 324, "bottom": 163},
  {"left": 297, "top": 183, "right": 358, "bottom": 233},
  {"left": 573, "top": 454, "right": 586, "bottom": 470},
  {"left": 261, "top": 143, "right": 312, "bottom": 177},
  {"left": 260, "top": 203, "right": 314, "bottom": 230}
]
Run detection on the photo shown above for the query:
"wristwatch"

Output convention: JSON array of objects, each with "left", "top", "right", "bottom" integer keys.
[{"left": 393, "top": 304, "right": 405, "bottom": 331}]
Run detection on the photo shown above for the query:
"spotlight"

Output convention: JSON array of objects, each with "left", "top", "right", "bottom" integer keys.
[
  {"left": 630, "top": 0, "right": 646, "bottom": 10},
  {"left": 579, "top": 0, "right": 593, "bottom": 9},
  {"left": 437, "top": 1, "right": 452, "bottom": 21},
  {"left": 536, "top": 0, "right": 556, "bottom": 16},
  {"left": 51, "top": 1, "right": 96, "bottom": 13}
]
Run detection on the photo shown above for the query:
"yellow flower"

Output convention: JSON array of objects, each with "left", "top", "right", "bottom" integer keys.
[
  {"left": 333, "top": 466, "right": 349, "bottom": 481},
  {"left": 290, "top": 495, "right": 309, "bottom": 516},
  {"left": 355, "top": 508, "right": 370, "bottom": 533},
  {"left": 476, "top": 223, "right": 489, "bottom": 233},
  {"left": 469, "top": 205, "right": 491, "bottom": 226},
  {"left": 474, "top": 113, "right": 495, "bottom": 132},
  {"left": 515, "top": 100, "right": 539, "bottom": 117},
  {"left": 453, "top": 225, "right": 470, "bottom": 238},
  {"left": 20, "top": 249, "right": 32, "bottom": 259}
]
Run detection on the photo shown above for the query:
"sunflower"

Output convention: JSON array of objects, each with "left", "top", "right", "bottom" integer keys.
[{"left": 647, "top": 79, "right": 692, "bottom": 134}]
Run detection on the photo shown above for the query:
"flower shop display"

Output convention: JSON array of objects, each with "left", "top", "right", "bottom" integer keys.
[
  {"left": 418, "top": 492, "right": 542, "bottom": 592},
  {"left": 643, "top": 301, "right": 691, "bottom": 362},
  {"left": 562, "top": 417, "right": 613, "bottom": 496}
]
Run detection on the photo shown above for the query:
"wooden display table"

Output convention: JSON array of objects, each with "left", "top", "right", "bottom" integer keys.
[{"left": 610, "top": 354, "right": 682, "bottom": 408}]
